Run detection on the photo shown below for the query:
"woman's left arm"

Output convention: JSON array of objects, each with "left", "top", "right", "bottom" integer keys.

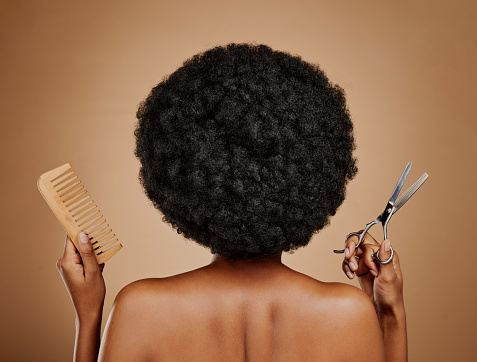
[{"left": 56, "top": 232, "right": 106, "bottom": 362}]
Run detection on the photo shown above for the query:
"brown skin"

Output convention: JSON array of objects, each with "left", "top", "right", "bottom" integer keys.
[
  {"left": 57, "top": 232, "right": 407, "bottom": 361},
  {"left": 342, "top": 233, "right": 407, "bottom": 361}
]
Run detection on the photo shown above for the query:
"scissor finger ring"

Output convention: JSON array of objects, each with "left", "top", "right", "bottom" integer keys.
[
  {"left": 346, "top": 232, "right": 361, "bottom": 243},
  {"left": 345, "top": 232, "right": 363, "bottom": 249},
  {"left": 333, "top": 232, "right": 363, "bottom": 253},
  {"left": 372, "top": 245, "right": 394, "bottom": 264}
]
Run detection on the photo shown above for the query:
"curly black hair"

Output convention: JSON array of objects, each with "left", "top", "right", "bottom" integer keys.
[{"left": 134, "top": 42, "right": 358, "bottom": 259}]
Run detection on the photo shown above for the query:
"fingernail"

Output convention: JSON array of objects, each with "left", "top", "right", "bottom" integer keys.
[
  {"left": 384, "top": 240, "right": 390, "bottom": 251},
  {"left": 346, "top": 271, "right": 354, "bottom": 279},
  {"left": 370, "top": 270, "right": 378, "bottom": 277},
  {"left": 79, "top": 232, "right": 88, "bottom": 244},
  {"left": 345, "top": 248, "right": 349, "bottom": 258},
  {"left": 349, "top": 261, "right": 357, "bottom": 271}
]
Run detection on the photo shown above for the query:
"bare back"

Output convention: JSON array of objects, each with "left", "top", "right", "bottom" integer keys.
[{"left": 99, "top": 257, "right": 385, "bottom": 361}]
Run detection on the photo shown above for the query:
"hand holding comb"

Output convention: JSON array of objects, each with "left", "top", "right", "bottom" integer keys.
[{"left": 37, "top": 163, "right": 123, "bottom": 264}]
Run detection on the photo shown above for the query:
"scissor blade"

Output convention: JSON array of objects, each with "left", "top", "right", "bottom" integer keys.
[
  {"left": 388, "top": 162, "right": 413, "bottom": 204},
  {"left": 394, "top": 173, "right": 428, "bottom": 213}
]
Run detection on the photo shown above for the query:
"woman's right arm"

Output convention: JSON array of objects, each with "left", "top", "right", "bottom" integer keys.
[{"left": 342, "top": 234, "right": 408, "bottom": 362}]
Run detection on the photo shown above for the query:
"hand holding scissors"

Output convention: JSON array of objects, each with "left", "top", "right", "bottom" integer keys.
[{"left": 334, "top": 162, "right": 428, "bottom": 264}]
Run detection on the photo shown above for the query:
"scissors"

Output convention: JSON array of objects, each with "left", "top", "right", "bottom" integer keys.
[{"left": 333, "top": 162, "right": 428, "bottom": 264}]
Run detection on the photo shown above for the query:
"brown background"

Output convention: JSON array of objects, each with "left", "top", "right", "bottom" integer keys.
[{"left": 1, "top": 0, "right": 476, "bottom": 360}]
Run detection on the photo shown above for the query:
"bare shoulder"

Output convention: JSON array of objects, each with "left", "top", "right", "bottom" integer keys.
[
  {"left": 99, "top": 277, "right": 184, "bottom": 361},
  {"left": 325, "top": 281, "right": 379, "bottom": 321},
  {"left": 111, "top": 275, "right": 190, "bottom": 314},
  {"left": 300, "top": 276, "right": 380, "bottom": 324},
  {"left": 285, "top": 273, "right": 385, "bottom": 361},
  {"left": 289, "top": 269, "right": 372, "bottom": 303},
  {"left": 116, "top": 264, "right": 208, "bottom": 297},
  {"left": 114, "top": 278, "right": 168, "bottom": 302},
  {"left": 322, "top": 280, "right": 375, "bottom": 307}
]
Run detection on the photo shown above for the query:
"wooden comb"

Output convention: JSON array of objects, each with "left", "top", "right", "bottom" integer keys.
[{"left": 37, "top": 163, "right": 123, "bottom": 264}]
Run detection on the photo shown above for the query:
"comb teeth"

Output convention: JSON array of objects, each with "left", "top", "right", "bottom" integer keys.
[
  {"left": 58, "top": 180, "right": 82, "bottom": 198},
  {"left": 89, "top": 224, "right": 110, "bottom": 239},
  {"left": 37, "top": 163, "right": 122, "bottom": 264},
  {"left": 77, "top": 210, "right": 100, "bottom": 226},
  {"left": 90, "top": 229, "right": 113, "bottom": 243},
  {"left": 74, "top": 204, "right": 98, "bottom": 222},
  {"left": 56, "top": 177, "right": 79, "bottom": 192},
  {"left": 52, "top": 171, "right": 76, "bottom": 188}
]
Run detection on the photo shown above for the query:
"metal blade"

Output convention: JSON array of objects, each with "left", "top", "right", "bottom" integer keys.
[
  {"left": 394, "top": 173, "right": 428, "bottom": 213},
  {"left": 388, "top": 162, "right": 413, "bottom": 204}
]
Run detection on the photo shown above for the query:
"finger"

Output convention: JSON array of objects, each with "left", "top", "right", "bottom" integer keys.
[
  {"left": 344, "top": 235, "right": 359, "bottom": 272},
  {"left": 360, "top": 232, "right": 380, "bottom": 247},
  {"left": 362, "top": 244, "right": 380, "bottom": 277},
  {"left": 376, "top": 239, "right": 396, "bottom": 281},
  {"left": 344, "top": 233, "right": 359, "bottom": 261},
  {"left": 355, "top": 232, "right": 381, "bottom": 273},
  {"left": 63, "top": 234, "right": 77, "bottom": 256},
  {"left": 391, "top": 248, "right": 403, "bottom": 283},
  {"left": 357, "top": 271, "right": 375, "bottom": 299},
  {"left": 76, "top": 232, "right": 100, "bottom": 278},
  {"left": 345, "top": 230, "right": 379, "bottom": 256},
  {"left": 342, "top": 259, "right": 355, "bottom": 279},
  {"left": 62, "top": 235, "right": 82, "bottom": 264}
]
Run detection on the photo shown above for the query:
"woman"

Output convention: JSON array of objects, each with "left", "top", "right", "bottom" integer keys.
[{"left": 57, "top": 43, "right": 407, "bottom": 361}]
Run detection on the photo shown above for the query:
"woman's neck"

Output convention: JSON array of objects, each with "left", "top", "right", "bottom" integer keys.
[{"left": 210, "top": 252, "right": 283, "bottom": 269}]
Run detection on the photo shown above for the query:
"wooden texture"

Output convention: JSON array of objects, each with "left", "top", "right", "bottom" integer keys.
[{"left": 37, "top": 163, "right": 122, "bottom": 264}]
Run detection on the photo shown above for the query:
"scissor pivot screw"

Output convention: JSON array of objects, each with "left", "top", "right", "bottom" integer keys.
[{"left": 387, "top": 208, "right": 392, "bottom": 213}]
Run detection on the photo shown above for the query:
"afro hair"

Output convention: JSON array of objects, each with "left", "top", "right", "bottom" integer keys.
[{"left": 134, "top": 42, "right": 358, "bottom": 259}]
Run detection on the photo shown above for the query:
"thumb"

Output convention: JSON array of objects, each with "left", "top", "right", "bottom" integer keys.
[
  {"left": 376, "top": 239, "right": 395, "bottom": 280},
  {"left": 77, "top": 232, "right": 99, "bottom": 276}
]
